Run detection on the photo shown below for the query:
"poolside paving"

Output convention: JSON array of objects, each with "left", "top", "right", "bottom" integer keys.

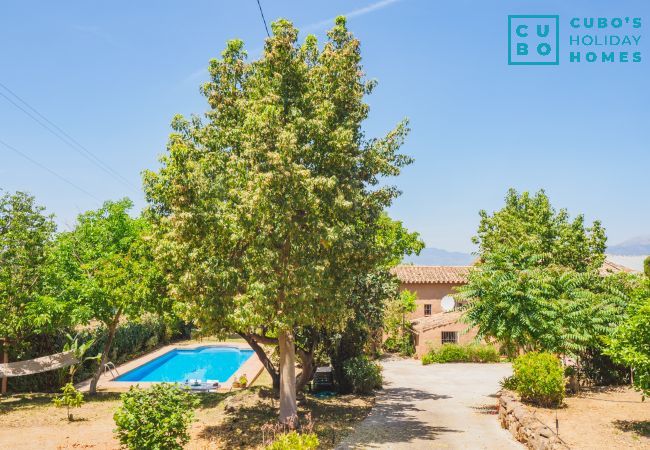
[{"left": 337, "top": 357, "right": 522, "bottom": 449}]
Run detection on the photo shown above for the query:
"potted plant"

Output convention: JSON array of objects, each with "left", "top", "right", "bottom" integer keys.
[{"left": 232, "top": 374, "right": 248, "bottom": 388}]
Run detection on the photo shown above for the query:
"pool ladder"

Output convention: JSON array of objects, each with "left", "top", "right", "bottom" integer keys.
[{"left": 104, "top": 361, "right": 119, "bottom": 378}]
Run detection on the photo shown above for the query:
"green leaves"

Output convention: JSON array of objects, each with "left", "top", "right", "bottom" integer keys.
[
  {"left": 144, "top": 17, "right": 412, "bottom": 337},
  {"left": 606, "top": 279, "right": 650, "bottom": 397},
  {"left": 459, "top": 189, "right": 629, "bottom": 357},
  {"left": 0, "top": 191, "right": 57, "bottom": 342},
  {"left": 113, "top": 383, "right": 199, "bottom": 450},
  {"left": 52, "top": 382, "right": 84, "bottom": 421},
  {"left": 473, "top": 189, "right": 606, "bottom": 272},
  {"left": 51, "top": 199, "right": 165, "bottom": 326},
  {"left": 510, "top": 352, "right": 565, "bottom": 407}
]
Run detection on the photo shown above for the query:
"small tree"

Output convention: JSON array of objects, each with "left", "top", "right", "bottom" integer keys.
[
  {"left": 53, "top": 382, "right": 84, "bottom": 421},
  {"left": 114, "top": 384, "right": 199, "bottom": 450},
  {"left": 384, "top": 289, "right": 417, "bottom": 355},
  {"left": 62, "top": 333, "right": 99, "bottom": 383},
  {"left": 607, "top": 279, "right": 650, "bottom": 397},
  {"left": 51, "top": 199, "right": 165, "bottom": 394},
  {"left": 323, "top": 215, "right": 422, "bottom": 392},
  {"left": 644, "top": 255, "right": 650, "bottom": 278}
]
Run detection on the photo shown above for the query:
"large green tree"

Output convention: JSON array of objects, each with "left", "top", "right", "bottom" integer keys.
[
  {"left": 144, "top": 17, "right": 412, "bottom": 421},
  {"left": 458, "top": 189, "right": 627, "bottom": 355},
  {"left": 51, "top": 199, "right": 164, "bottom": 394},
  {"left": 0, "top": 191, "right": 58, "bottom": 350}
]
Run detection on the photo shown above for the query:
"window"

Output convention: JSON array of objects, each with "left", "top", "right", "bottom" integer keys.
[
  {"left": 424, "top": 304, "right": 432, "bottom": 316},
  {"left": 441, "top": 331, "right": 458, "bottom": 344}
]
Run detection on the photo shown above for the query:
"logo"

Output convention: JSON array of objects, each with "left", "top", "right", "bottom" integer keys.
[{"left": 508, "top": 15, "right": 560, "bottom": 65}]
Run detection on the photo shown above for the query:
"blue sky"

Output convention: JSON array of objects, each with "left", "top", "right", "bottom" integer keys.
[{"left": 1, "top": 0, "right": 648, "bottom": 252}]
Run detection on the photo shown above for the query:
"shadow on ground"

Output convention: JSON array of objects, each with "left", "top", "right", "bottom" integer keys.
[
  {"left": 198, "top": 386, "right": 373, "bottom": 449},
  {"left": 0, "top": 392, "right": 121, "bottom": 414},
  {"left": 613, "top": 420, "right": 650, "bottom": 438},
  {"left": 337, "top": 385, "right": 462, "bottom": 448}
]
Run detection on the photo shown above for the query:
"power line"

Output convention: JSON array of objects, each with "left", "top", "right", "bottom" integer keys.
[
  {"left": 0, "top": 138, "right": 101, "bottom": 202},
  {"left": 255, "top": 0, "right": 270, "bottom": 37},
  {"left": 0, "top": 82, "right": 137, "bottom": 191}
]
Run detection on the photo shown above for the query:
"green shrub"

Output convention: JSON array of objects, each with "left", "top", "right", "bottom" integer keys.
[
  {"left": 421, "top": 353, "right": 435, "bottom": 365},
  {"left": 511, "top": 352, "right": 565, "bottom": 407},
  {"left": 433, "top": 344, "right": 469, "bottom": 362},
  {"left": 644, "top": 256, "right": 650, "bottom": 278},
  {"left": 421, "top": 344, "right": 500, "bottom": 364},
  {"left": 467, "top": 344, "right": 500, "bottom": 363},
  {"left": 52, "top": 382, "right": 84, "bottom": 421},
  {"left": 499, "top": 375, "right": 518, "bottom": 391},
  {"left": 265, "top": 431, "right": 319, "bottom": 450},
  {"left": 383, "top": 335, "right": 414, "bottom": 356},
  {"left": 114, "top": 383, "right": 199, "bottom": 450},
  {"left": 342, "top": 356, "right": 382, "bottom": 394}
]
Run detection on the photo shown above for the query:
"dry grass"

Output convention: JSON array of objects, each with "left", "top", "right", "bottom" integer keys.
[
  {"left": 0, "top": 376, "right": 373, "bottom": 450},
  {"left": 526, "top": 386, "right": 650, "bottom": 449}
]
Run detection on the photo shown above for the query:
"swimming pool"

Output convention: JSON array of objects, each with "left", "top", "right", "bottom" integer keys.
[{"left": 115, "top": 346, "right": 254, "bottom": 383}]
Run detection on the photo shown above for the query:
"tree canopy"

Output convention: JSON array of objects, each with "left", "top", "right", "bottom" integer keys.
[
  {"left": 144, "top": 17, "right": 412, "bottom": 421},
  {"left": 473, "top": 189, "right": 606, "bottom": 272},
  {"left": 458, "top": 189, "right": 627, "bottom": 355},
  {"left": 0, "top": 191, "right": 58, "bottom": 349}
]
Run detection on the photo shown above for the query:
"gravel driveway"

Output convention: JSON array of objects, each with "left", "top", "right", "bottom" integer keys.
[{"left": 338, "top": 358, "right": 522, "bottom": 449}]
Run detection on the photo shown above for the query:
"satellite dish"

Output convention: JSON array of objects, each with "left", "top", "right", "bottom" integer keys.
[{"left": 441, "top": 295, "right": 456, "bottom": 312}]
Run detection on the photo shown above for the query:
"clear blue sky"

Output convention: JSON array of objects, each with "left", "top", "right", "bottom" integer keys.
[{"left": 1, "top": 0, "right": 648, "bottom": 252}]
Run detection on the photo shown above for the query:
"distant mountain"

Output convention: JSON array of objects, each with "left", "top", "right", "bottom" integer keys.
[
  {"left": 402, "top": 247, "right": 474, "bottom": 266},
  {"left": 607, "top": 235, "right": 650, "bottom": 256}
]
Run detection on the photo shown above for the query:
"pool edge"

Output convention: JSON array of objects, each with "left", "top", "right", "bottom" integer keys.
[{"left": 75, "top": 341, "right": 264, "bottom": 393}]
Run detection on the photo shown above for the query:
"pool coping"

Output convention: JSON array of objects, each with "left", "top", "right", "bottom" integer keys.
[{"left": 76, "top": 341, "right": 264, "bottom": 393}]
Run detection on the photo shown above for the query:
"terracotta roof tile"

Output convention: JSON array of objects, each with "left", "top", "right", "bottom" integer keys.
[
  {"left": 599, "top": 259, "right": 637, "bottom": 276},
  {"left": 411, "top": 311, "right": 463, "bottom": 332},
  {"left": 391, "top": 265, "right": 471, "bottom": 284}
]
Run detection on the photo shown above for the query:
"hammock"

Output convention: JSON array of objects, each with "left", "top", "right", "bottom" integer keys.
[{"left": 0, "top": 351, "right": 78, "bottom": 378}]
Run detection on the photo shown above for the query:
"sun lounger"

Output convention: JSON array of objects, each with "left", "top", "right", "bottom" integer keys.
[{"left": 183, "top": 379, "right": 219, "bottom": 392}]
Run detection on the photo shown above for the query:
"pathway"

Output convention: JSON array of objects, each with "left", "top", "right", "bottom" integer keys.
[{"left": 338, "top": 358, "right": 522, "bottom": 449}]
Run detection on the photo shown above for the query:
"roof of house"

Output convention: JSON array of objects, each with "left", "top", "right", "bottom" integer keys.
[
  {"left": 391, "top": 265, "right": 471, "bottom": 284},
  {"left": 392, "top": 258, "right": 636, "bottom": 285},
  {"left": 411, "top": 311, "right": 463, "bottom": 333},
  {"left": 599, "top": 259, "right": 637, "bottom": 276}
]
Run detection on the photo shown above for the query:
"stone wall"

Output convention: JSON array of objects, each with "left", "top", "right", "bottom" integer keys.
[{"left": 498, "top": 390, "right": 569, "bottom": 450}]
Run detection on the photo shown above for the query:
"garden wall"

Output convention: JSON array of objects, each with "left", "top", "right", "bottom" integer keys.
[{"left": 498, "top": 390, "right": 569, "bottom": 450}]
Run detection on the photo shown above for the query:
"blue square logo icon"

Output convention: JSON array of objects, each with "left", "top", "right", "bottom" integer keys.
[{"left": 508, "top": 15, "right": 559, "bottom": 65}]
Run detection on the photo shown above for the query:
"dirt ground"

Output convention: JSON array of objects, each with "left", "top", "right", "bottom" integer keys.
[
  {"left": 528, "top": 386, "right": 650, "bottom": 449},
  {"left": 0, "top": 372, "right": 373, "bottom": 450}
]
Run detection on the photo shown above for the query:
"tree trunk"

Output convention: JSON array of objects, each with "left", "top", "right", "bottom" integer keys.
[
  {"left": 240, "top": 333, "right": 280, "bottom": 390},
  {"left": 1, "top": 344, "right": 8, "bottom": 395},
  {"left": 89, "top": 311, "right": 121, "bottom": 395},
  {"left": 296, "top": 347, "right": 315, "bottom": 392},
  {"left": 278, "top": 329, "right": 297, "bottom": 425}
]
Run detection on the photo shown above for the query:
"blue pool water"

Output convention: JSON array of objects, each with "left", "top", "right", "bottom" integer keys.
[{"left": 115, "top": 346, "right": 254, "bottom": 383}]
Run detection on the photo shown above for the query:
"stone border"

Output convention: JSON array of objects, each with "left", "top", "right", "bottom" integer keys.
[
  {"left": 76, "top": 340, "right": 264, "bottom": 393},
  {"left": 498, "top": 390, "right": 569, "bottom": 450}
]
